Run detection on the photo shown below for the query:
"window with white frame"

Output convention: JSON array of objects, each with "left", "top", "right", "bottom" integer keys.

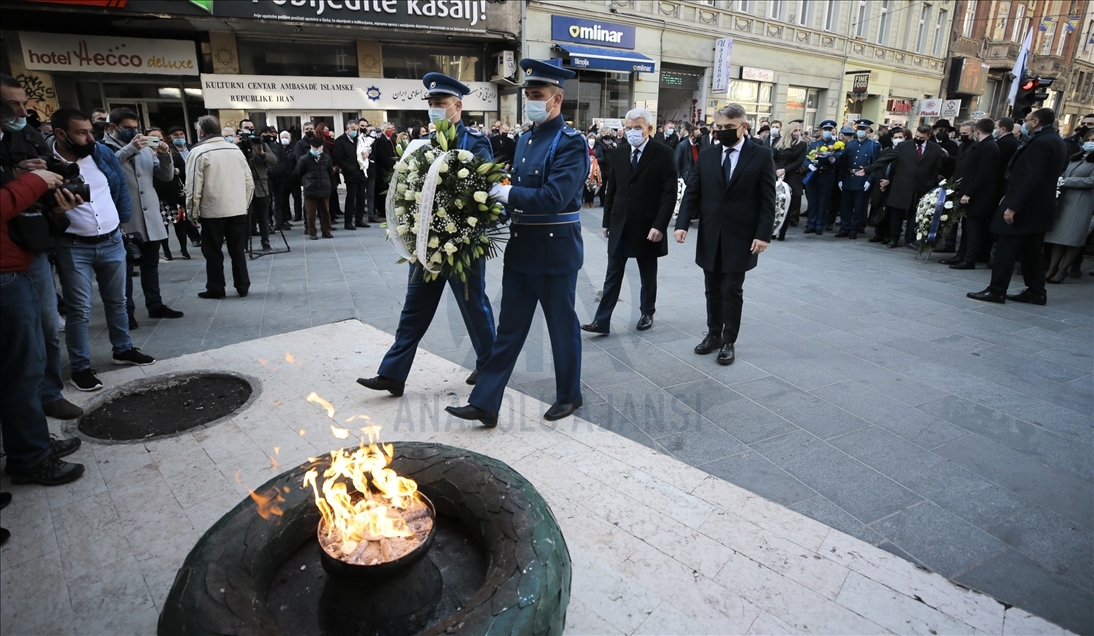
[
  {"left": 1056, "top": 21, "right": 1069, "bottom": 56},
  {"left": 797, "top": 0, "right": 810, "bottom": 26},
  {"left": 992, "top": 1, "right": 1010, "bottom": 39},
  {"left": 1039, "top": 18, "right": 1056, "bottom": 55},
  {"left": 1012, "top": 3, "right": 1027, "bottom": 42},
  {"left": 878, "top": 0, "right": 892, "bottom": 45},
  {"left": 916, "top": 4, "right": 932, "bottom": 53},
  {"left": 769, "top": 0, "right": 783, "bottom": 20},
  {"left": 934, "top": 8, "right": 947, "bottom": 55},
  {"left": 824, "top": 0, "right": 838, "bottom": 31},
  {"left": 962, "top": 1, "right": 976, "bottom": 37},
  {"left": 856, "top": 0, "right": 869, "bottom": 37},
  {"left": 735, "top": 0, "right": 751, "bottom": 11}
]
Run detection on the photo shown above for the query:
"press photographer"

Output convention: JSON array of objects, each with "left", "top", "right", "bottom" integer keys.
[
  {"left": 237, "top": 119, "right": 278, "bottom": 252},
  {"left": 103, "top": 107, "right": 184, "bottom": 326}
]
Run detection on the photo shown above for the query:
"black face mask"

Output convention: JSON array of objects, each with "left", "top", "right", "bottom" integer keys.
[
  {"left": 304, "top": 130, "right": 314, "bottom": 139},
  {"left": 59, "top": 130, "right": 96, "bottom": 158},
  {"left": 960, "top": 134, "right": 970, "bottom": 142},
  {"left": 914, "top": 137, "right": 926, "bottom": 146},
  {"left": 714, "top": 127, "right": 739, "bottom": 146}
]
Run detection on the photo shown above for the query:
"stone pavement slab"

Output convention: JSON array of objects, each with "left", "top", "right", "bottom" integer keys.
[
  {"left": 45, "top": 204, "right": 1094, "bottom": 633},
  {"left": 0, "top": 321, "right": 1069, "bottom": 636}
]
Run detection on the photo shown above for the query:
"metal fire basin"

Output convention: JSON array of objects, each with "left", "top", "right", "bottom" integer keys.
[{"left": 158, "top": 442, "right": 572, "bottom": 636}]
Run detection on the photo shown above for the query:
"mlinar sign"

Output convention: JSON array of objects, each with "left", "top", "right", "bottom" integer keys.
[{"left": 551, "top": 16, "right": 636, "bottom": 50}]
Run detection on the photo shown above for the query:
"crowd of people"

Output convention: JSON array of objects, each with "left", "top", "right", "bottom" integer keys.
[{"left": 2, "top": 55, "right": 1092, "bottom": 540}]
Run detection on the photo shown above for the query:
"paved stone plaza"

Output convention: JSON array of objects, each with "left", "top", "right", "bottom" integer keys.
[{"left": 2, "top": 205, "right": 1091, "bottom": 634}]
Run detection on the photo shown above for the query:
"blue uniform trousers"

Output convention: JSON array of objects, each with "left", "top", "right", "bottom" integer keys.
[
  {"left": 805, "top": 178, "right": 834, "bottom": 233},
  {"left": 469, "top": 268, "right": 581, "bottom": 412},
  {"left": 378, "top": 260, "right": 495, "bottom": 382},
  {"left": 840, "top": 187, "right": 870, "bottom": 234}
]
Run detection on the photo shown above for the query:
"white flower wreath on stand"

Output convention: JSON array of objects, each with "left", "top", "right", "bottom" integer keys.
[{"left": 772, "top": 179, "right": 791, "bottom": 239}]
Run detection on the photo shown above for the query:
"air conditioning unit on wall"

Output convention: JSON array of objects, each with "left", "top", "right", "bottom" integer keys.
[{"left": 493, "top": 51, "right": 516, "bottom": 82}]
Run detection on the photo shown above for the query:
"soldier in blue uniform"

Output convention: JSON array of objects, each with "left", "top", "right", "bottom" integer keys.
[
  {"left": 446, "top": 59, "right": 589, "bottom": 428},
  {"left": 357, "top": 73, "right": 495, "bottom": 397},
  {"left": 836, "top": 119, "right": 880, "bottom": 239},
  {"left": 802, "top": 120, "right": 839, "bottom": 235}
]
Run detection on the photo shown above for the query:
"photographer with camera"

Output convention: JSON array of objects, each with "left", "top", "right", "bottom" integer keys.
[
  {"left": 103, "top": 108, "right": 184, "bottom": 327},
  {"left": 3, "top": 169, "right": 88, "bottom": 491},
  {"left": 269, "top": 130, "right": 296, "bottom": 231},
  {"left": 236, "top": 119, "right": 278, "bottom": 252},
  {"left": 49, "top": 108, "right": 157, "bottom": 392},
  {"left": 2, "top": 74, "right": 89, "bottom": 421}
]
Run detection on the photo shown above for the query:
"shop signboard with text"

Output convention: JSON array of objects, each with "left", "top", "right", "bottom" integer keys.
[
  {"left": 551, "top": 15, "right": 635, "bottom": 50},
  {"left": 712, "top": 38, "right": 733, "bottom": 93},
  {"left": 19, "top": 31, "right": 198, "bottom": 75},
  {"left": 199, "top": 74, "right": 498, "bottom": 111}
]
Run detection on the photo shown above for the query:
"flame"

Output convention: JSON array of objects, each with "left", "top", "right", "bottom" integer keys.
[
  {"left": 303, "top": 426, "right": 420, "bottom": 549},
  {"left": 330, "top": 424, "right": 350, "bottom": 440},
  {"left": 236, "top": 470, "right": 285, "bottom": 520},
  {"left": 285, "top": 353, "right": 296, "bottom": 364},
  {"left": 258, "top": 358, "right": 268, "bottom": 366},
  {"left": 307, "top": 392, "right": 336, "bottom": 419},
  {"left": 299, "top": 429, "right": 307, "bottom": 436}
]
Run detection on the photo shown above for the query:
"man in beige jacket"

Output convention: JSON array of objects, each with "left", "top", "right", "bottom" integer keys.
[{"left": 185, "top": 115, "right": 254, "bottom": 299}]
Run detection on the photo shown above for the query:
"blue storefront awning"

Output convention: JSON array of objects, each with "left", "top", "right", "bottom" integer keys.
[{"left": 554, "top": 44, "right": 656, "bottom": 74}]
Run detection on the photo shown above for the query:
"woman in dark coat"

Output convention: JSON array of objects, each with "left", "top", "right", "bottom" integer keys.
[
  {"left": 294, "top": 137, "right": 335, "bottom": 239},
  {"left": 1043, "top": 131, "right": 1094, "bottom": 283},
  {"left": 314, "top": 122, "right": 342, "bottom": 224},
  {"left": 772, "top": 122, "right": 808, "bottom": 239}
]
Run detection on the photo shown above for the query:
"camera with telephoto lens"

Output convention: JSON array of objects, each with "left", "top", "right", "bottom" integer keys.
[
  {"left": 238, "top": 128, "right": 256, "bottom": 159},
  {"left": 41, "top": 156, "right": 92, "bottom": 203}
]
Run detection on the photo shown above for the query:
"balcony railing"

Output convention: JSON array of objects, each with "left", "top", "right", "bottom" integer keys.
[{"left": 981, "top": 40, "right": 1020, "bottom": 67}]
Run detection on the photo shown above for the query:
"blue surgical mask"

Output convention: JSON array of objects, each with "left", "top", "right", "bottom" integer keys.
[
  {"left": 428, "top": 107, "right": 449, "bottom": 124},
  {"left": 347, "top": 130, "right": 358, "bottom": 138},
  {"left": 822, "top": 130, "right": 834, "bottom": 140},
  {"left": 524, "top": 100, "right": 550, "bottom": 124},
  {"left": 1083, "top": 142, "right": 1094, "bottom": 153},
  {"left": 173, "top": 137, "right": 186, "bottom": 146},
  {"left": 309, "top": 148, "right": 322, "bottom": 157},
  {"left": 2, "top": 116, "right": 27, "bottom": 132},
  {"left": 856, "top": 130, "right": 867, "bottom": 139},
  {"left": 625, "top": 129, "right": 645, "bottom": 147},
  {"left": 225, "top": 135, "right": 235, "bottom": 144},
  {"left": 118, "top": 128, "right": 138, "bottom": 143},
  {"left": 1020, "top": 123, "right": 1028, "bottom": 136}
]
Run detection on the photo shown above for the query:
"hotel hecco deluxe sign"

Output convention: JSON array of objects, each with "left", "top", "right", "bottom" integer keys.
[
  {"left": 200, "top": 74, "right": 498, "bottom": 111},
  {"left": 551, "top": 16, "right": 636, "bottom": 50},
  {"left": 20, "top": 32, "right": 198, "bottom": 75}
]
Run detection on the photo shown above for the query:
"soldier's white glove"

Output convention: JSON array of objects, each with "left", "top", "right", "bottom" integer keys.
[
  {"left": 808, "top": 164, "right": 817, "bottom": 172},
  {"left": 489, "top": 183, "right": 511, "bottom": 204},
  {"left": 863, "top": 181, "right": 871, "bottom": 192},
  {"left": 838, "top": 182, "right": 843, "bottom": 191}
]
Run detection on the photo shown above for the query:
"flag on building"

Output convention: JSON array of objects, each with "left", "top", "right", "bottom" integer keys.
[
  {"left": 1039, "top": 16, "right": 1053, "bottom": 31},
  {"left": 1065, "top": 16, "right": 1079, "bottom": 33},
  {"left": 1007, "top": 28, "right": 1033, "bottom": 107}
]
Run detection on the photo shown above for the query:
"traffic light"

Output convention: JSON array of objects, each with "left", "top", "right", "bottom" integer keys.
[
  {"left": 1013, "top": 76, "right": 1054, "bottom": 119},
  {"left": 1032, "top": 77, "right": 1053, "bottom": 102}
]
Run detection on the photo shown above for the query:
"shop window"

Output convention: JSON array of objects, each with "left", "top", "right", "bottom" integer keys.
[
  {"left": 560, "top": 71, "right": 632, "bottom": 129},
  {"left": 785, "top": 86, "right": 821, "bottom": 130},
  {"left": 725, "top": 79, "right": 773, "bottom": 127},
  {"left": 382, "top": 45, "right": 482, "bottom": 82},
  {"left": 237, "top": 37, "right": 357, "bottom": 77}
]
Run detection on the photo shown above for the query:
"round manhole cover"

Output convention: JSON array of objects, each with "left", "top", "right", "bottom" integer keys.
[{"left": 79, "top": 372, "right": 254, "bottom": 441}]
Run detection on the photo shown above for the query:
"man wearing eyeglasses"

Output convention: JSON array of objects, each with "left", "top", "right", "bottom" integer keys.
[{"left": 674, "top": 103, "right": 776, "bottom": 366}]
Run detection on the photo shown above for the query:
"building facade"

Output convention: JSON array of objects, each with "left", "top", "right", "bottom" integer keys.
[
  {"left": 2, "top": 0, "right": 520, "bottom": 142},
  {"left": 526, "top": 0, "right": 957, "bottom": 131},
  {"left": 942, "top": 0, "right": 1094, "bottom": 133}
]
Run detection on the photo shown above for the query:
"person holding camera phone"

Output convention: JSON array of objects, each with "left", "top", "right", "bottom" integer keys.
[
  {"left": 3, "top": 169, "right": 89, "bottom": 491},
  {"left": 236, "top": 119, "right": 278, "bottom": 251},
  {"left": 49, "top": 108, "right": 157, "bottom": 393},
  {"left": 103, "top": 107, "right": 184, "bottom": 328}
]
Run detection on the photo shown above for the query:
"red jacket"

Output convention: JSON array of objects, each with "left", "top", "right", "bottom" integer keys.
[{"left": 1, "top": 172, "right": 49, "bottom": 273}]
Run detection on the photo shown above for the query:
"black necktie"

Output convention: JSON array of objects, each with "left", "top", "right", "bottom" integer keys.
[
  {"left": 631, "top": 148, "right": 640, "bottom": 172},
  {"left": 723, "top": 148, "right": 734, "bottom": 182}
]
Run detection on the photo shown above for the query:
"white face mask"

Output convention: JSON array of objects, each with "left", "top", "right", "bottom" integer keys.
[
  {"left": 892, "top": 138, "right": 903, "bottom": 146},
  {"left": 524, "top": 100, "right": 551, "bottom": 124},
  {"left": 280, "top": 137, "right": 291, "bottom": 145},
  {"left": 770, "top": 127, "right": 780, "bottom": 137},
  {"left": 428, "top": 106, "right": 450, "bottom": 124},
  {"left": 625, "top": 128, "right": 645, "bottom": 147}
]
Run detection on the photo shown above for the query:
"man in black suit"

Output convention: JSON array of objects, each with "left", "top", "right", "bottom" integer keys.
[
  {"left": 332, "top": 121, "right": 369, "bottom": 229},
  {"left": 674, "top": 123, "right": 702, "bottom": 183},
  {"left": 860, "top": 124, "right": 944, "bottom": 248},
  {"left": 698, "top": 126, "right": 718, "bottom": 151},
  {"left": 994, "top": 117, "right": 1019, "bottom": 188},
  {"left": 942, "top": 118, "right": 999, "bottom": 269},
  {"left": 581, "top": 108, "right": 678, "bottom": 335},
  {"left": 969, "top": 108, "right": 1069, "bottom": 305},
  {"left": 674, "top": 103, "right": 776, "bottom": 366},
  {"left": 490, "top": 124, "right": 517, "bottom": 168}
]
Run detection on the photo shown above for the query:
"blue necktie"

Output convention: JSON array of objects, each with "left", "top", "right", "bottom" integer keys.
[{"left": 631, "top": 148, "right": 639, "bottom": 172}]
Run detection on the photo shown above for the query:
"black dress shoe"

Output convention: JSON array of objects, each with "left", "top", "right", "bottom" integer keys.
[
  {"left": 848, "top": 233, "right": 858, "bottom": 240},
  {"left": 344, "top": 224, "right": 356, "bottom": 230},
  {"left": 636, "top": 315, "right": 653, "bottom": 331},
  {"left": 544, "top": 397, "right": 582, "bottom": 421},
  {"left": 938, "top": 257, "right": 961, "bottom": 265},
  {"left": 803, "top": 228, "right": 815, "bottom": 234},
  {"left": 445, "top": 404, "right": 498, "bottom": 428},
  {"left": 356, "top": 375, "right": 405, "bottom": 396},
  {"left": 868, "top": 235, "right": 885, "bottom": 243},
  {"left": 580, "top": 321, "right": 610, "bottom": 335},
  {"left": 948, "top": 261, "right": 975, "bottom": 270},
  {"left": 149, "top": 305, "right": 184, "bottom": 319},
  {"left": 887, "top": 241, "right": 900, "bottom": 249},
  {"left": 934, "top": 245, "right": 956, "bottom": 253},
  {"left": 466, "top": 369, "right": 479, "bottom": 385},
  {"left": 198, "top": 290, "right": 226, "bottom": 299},
  {"left": 717, "top": 343, "right": 736, "bottom": 365},
  {"left": 835, "top": 231, "right": 849, "bottom": 238},
  {"left": 1006, "top": 289, "right": 1047, "bottom": 305},
  {"left": 694, "top": 333, "right": 722, "bottom": 355},
  {"left": 967, "top": 289, "right": 1006, "bottom": 304}
]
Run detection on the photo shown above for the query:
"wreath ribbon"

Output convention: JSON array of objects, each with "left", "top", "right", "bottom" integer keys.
[
  {"left": 415, "top": 151, "right": 455, "bottom": 275},
  {"left": 926, "top": 186, "right": 947, "bottom": 245}
]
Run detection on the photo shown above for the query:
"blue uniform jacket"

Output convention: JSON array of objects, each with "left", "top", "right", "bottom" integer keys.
[
  {"left": 840, "top": 138, "right": 880, "bottom": 187},
  {"left": 456, "top": 123, "right": 493, "bottom": 160},
  {"left": 505, "top": 115, "right": 589, "bottom": 275}
]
